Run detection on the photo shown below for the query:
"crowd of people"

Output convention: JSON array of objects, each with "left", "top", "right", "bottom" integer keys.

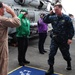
[{"left": 0, "top": 1, "right": 75, "bottom": 75}]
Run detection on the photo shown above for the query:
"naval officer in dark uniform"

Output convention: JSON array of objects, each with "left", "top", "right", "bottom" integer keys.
[{"left": 43, "top": 3, "right": 74, "bottom": 75}]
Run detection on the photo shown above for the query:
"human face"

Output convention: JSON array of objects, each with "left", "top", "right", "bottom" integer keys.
[
  {"left": 40, "top": 14, "right": 44, "bottom": 18},
  {"left": 54, "top": 6, "right": 62, "bottom": 16},
  {"left": 0, "top": 7, "right": 4, "bottom": 16},
  {"left": 24, "top": 13, "right": 28, "bottom": 17}
]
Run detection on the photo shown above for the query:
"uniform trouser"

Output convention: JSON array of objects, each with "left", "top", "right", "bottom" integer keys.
[
  {"left": 38, "top": 33, "right": 47, "bottom": 52},
  {"left": 0, "top": 41, "right": 8, "bottom": 75},
  {"left": 48, "top": 38, "right": 71, "bottom": 65},
  {"left": 17, "top": 37, "right": 28, "bottom": 63},
  {"left": 0, "top": 57, "right": 8, "bottom": 75}
]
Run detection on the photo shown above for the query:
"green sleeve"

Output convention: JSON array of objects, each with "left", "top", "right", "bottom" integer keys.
[
  {"left": 27, "top": 19, "right": 30, "bottom": 35},
  {"left": 18, "top": 14, "right": 24, "bottom": 19}
]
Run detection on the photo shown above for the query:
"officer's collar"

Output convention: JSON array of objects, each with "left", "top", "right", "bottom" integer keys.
[
  {"left": 56, "top": 13, "right": 63, "bottom": 17},
  {"left": 56, "top": 13, "right": 64, "bottom": 19}
]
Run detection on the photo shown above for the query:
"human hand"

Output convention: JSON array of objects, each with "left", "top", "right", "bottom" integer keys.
[
  {"left": 3, "top": 3, "right": 17, "bottom": 17},
  {"left": 49, "top": 10, "right": 55, "bottom": 15},
  {"left": 3, "top": 3, "right": 11, "bottom": 13},
  {"left": 21, "top": 12, "right": 26, "bottom": 14},
  {"left": 67, "top": 39, "right": 72, "bottom": 44},
  {"left": 21, "top": 12, "right": 28, "bottom": 16}
]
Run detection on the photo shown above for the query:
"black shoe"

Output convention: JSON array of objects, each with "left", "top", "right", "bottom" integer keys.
[
  {"left": 45, "top": 67, "right": 54, "bottom": 75},
  {"left": 66, "top": 61, "right": 72, "bottom": 70},
  {"left": 19, "top": 62, "right": 24, "bottom": 66},
  {"left": 24, "top": 60, "right": 30, "bottom": 64},
  {"left": 66, "top": 67, "right": 72, "bottom": 70},
  {"left": 45, "top": 69, "right": 54, "bottom": 75},
  {"left": 40, "top": 52, "right": 44, "bottom": 54},
  {"left": 43, "top": 50, "right": 47, "bottom": 53},
  {"left": 45, "top": 71, "right": 54, "bottom": 75}
]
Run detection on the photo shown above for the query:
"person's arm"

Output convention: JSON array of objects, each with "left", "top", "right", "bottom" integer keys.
[
  {"left": 43, "top": 10, "right": 54, "bottom": 24},
  {"left": 18, "top": 13, "right": 24, "bottom": 19},
  {"left": 3, "top": 3, "right": 17, "bottom": 18},
  {"left": 67, "top": 17, "right": 74, "bottom": 44},
  {"left": 43, "top": 14, "right": 51, "bottom": 24},
  {"left": 27, "top": 20, "right": 30, "bottom": 36},
  {"left": 39, "top": 18, "right": 47, "bottom": 26},
  {"left": 1, "top": 3, "right": 21, "bottom": 27}
]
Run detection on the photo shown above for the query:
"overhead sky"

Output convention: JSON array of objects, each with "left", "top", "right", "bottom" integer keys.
[{"left": 61, "top": 0, "right": 75, "bottom": 17}]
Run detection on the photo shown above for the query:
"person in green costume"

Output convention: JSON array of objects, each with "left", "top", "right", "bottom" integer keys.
[{"left": 16, "top": 9, "right": 30, "bottom": 66}]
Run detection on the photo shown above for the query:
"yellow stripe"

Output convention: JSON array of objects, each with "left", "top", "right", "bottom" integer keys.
[{"left": 8, "top": 66, "right": 22, "bottom": 74}]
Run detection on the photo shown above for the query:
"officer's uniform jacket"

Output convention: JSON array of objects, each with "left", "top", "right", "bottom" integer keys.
[
  {"left": 0, "top": 16, "right": 20, "bottom": 75},
  {"left": 43, "top": 13, "right": 74, "bottom": 41}
]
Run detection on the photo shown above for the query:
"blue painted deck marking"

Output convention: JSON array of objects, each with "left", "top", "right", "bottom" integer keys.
[{"left": 8, "top": 66, "right": 63, "bottom": 75}]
